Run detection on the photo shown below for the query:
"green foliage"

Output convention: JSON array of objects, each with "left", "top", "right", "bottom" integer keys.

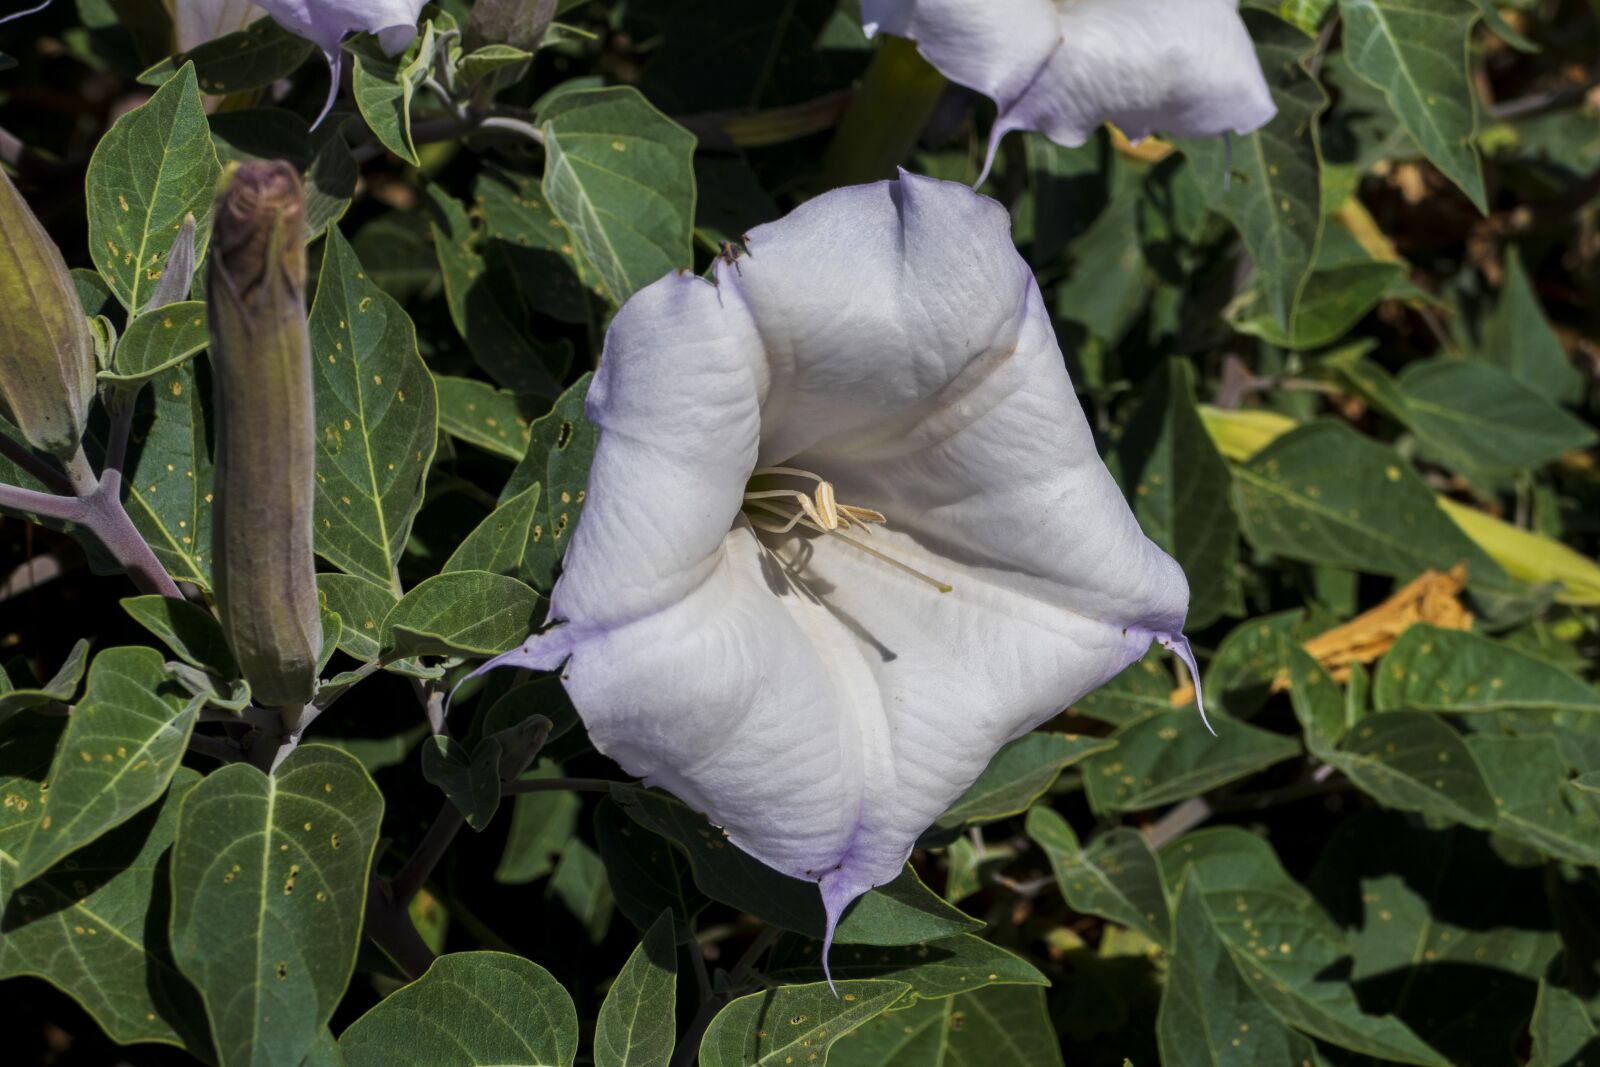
[{"left": 1, "top": 2, "right": 1597, "bottom": 1065}]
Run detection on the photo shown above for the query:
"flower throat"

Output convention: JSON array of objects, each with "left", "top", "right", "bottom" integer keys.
[{"left": 742, "top": 467, "right": 953, "bottom": 593}]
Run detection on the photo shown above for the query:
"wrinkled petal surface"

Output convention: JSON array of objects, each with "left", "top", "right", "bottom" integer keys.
[
  {"left": 861, "top": 0, "right": 1275, "bottom": 179},
  {"left": 491, "top": 173, "right": 1193, "bottom": 944},
  {"left": 252, "top": 0, "right": 427, "bottom": 125}
]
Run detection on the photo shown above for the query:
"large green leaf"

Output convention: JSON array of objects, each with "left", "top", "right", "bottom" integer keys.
[
  {"left": 1396, "top": 360, "right": 1595, "bottom": 474},
  {"left": 443, "top": 485, "right": 543, "bottom": 577},
  {"left": 1116, "top": 358, "right": 1243, "bottom": 628},
  {"left": 1082, "top": 712, "right": 1300, "bottom": 814},
  {"left": 340, "top": 952, "right": 578, "bottom": 1067},
  {"left": 473, "top": 165, "right": 595, "bottom": 324},
  {"left": 613, "top": 786, "right": 981, "bottom": 946},
  {"left": 1337, "top": 0, "right": 1486, "bottom": 210},
  {"left": 435, "top": 375, "right": 535, "bottom": 461},
  {"left": 1177, "top": 11, "right": 1325, "bottom": 333},
  {"left": 121, "top": 594, "right": 238, "bottom": 677},
  {"left": 539, "top": 87, "right": 697, "bottom": 304},
  {"left": 0, "top": 713, "right": 64, "bottom": 859},
  {"left": 698, "top": 980, "right": 908, "bottom": 1067},
  {"left": 498, "top": 759, "right": 582, "bottom": 885},
  {"left": 931, "top": 732, "right": 1114, "bottom": 834},
  {"left": 1476, "top": 245, "right": 1584, "bottom": 402},
  {"left": 124, "top": 362, "right": 214, "bottom": 589},
  {"left": 348, "top": 23, "right": 436, "bottom": 166},
  {"left": 764, "top": 932, "right": 1048, "bottom": 1002},
  {"left": 0, "top": 769, "right": 211, "bottom": 1058},
  {"left": 310, "top": 227, "right": 438, "bottom": 593},
  {"left": 1233, "top": 420, "right": 1507, "bottom": 587},
  {"left": 1073, "top": 650, "right": 1174, "bottom": 727},
  {"left": 1528, "top": 982, "right": 1600, "bottom": 1067},
  {"left": 1373, "top": 624, "right": 1600, "bottom": 714},
  {"left": 1027, "top": 808, "right": 1169, "bottom": 947},
  {"left": 1161, "top": 829, "right": 1447, "bottom": 1063},
  {"left": 100, "top": 300, "right": 209, "bottom": 387},
  {"left": 138, "top": 16, "right": 314, "bottom": 95},
  {"left": 1157, "top": 874, "right": 1323, "bottom": 1067},
  {"left": 87, "top": 63, "right": 221, "bottom": 312},
  {"left": 1466, "top": 735, "right": 1600, "bottom": 866},
  {"left": 594, "top": 912, "right": 677, "bottom": 1067},
  {"left": 500, "top": 375, "right": 599, "bottom": 590},
  {"left": 593, "top": 795, "right": 706, "bottom": 942},
  {"left": 13, "top": 647, "right": 199, "bottom": 882},
  {"left": 381, "top": 571, "right": 541, "bottom": 659},
  {"left": 828, "top": 986, "right": 1065, "bottom": 1067},
  {"left": 170, "top": 745, "right": 382, "bottom": 1067}
]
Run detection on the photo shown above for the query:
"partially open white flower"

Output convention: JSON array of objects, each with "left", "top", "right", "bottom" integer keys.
[
  {"left": 483, "top": 173, "right": 1204, "bottom": 973},
  {"left": 199, "top": 0, "right": 428, "bottom": 126},
  {"left": 860, "top": 0, "right": 1276, "bottom": 180}
]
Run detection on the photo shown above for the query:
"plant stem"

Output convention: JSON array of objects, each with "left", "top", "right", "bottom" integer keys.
[
  {"left": 364, "top": 879, "right": 437, "bottom": 980},
  {"left": 0, "top": 482, "right": 87, "bottom": 524},
  {"left": 502, "top": 776, "right": 617, "bottom": 795},
  {"left": 819, "top": 35, "right": 946, "bottom": 190},
  {"left": 391, "top": 800, "right": 467, "bottom": 906}
]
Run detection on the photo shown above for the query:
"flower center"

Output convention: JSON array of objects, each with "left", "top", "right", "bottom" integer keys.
[{"left": 742, "top": 466, "right": 953, "bottom": 593}]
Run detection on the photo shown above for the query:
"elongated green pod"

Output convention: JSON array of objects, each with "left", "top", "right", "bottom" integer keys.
[
  {"left": 208, "top": 161, "right": 321, "bottom": 711},
  {"left": 0, "top": 169, "right": 97, "bottom": 458}
]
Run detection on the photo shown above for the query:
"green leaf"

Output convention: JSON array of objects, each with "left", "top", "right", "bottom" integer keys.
[
  {"left": 170, "top": 745, "right": 383, "bottom": 1067},
  {"left": 310, "top": 227, "right": 438, "bottom": 592},
  {"left": 124, "top": 362, "right": 214, "bottom": 589},
  {"left": 0, "top": 769, "right": 212, "bottom": 1058},
  {"left": 1027, "top": 807, "right": 1170, "bottom": 946},
  {"left": 547, "top": 838, "right": 614, "bottom": 943},
  {"left": 1476, "top": 245, "right": 1584, "bottom": 402},
  {"left": 828, "top": 986, "right": 1065, "bottom": 1067},
  {"left": 595, "top": 911, "right": 677, "bottom": 1067},
  {"left": 1161, "top": 828, "right": 1447, "bottom": 1063},
  {"left": 437, "top": 375, "right": 535, "bottom": 460},
  {"left": 765, "top": 932, "right": 1048, "bottom": 1002},
  {"left": 0, "top": 713, "right": 65, "bottom": 859},
  {"left": 1083, "top": 712, "right": 1300, "bottom": 814},
  {"left": 138, "top": 16, "right": 314, "bottom": 95},
  {"left": 1157, "top": 874, "right": 1323, "bottom": 1067},
  {"left": 428, "top": 185, "right": 566, "bottom": 397},
  {"left": 87, "top": 63, "right": 222, "bottom": 312},
  {"left": 316, "top": 573, "right": 394, "bottom": 662},
  {"left": 1528, "top": 981, "right": 1600, "bottom": 1067},
  {"left": 13, "top": 647, "right": 199, "bottom": 883},
  {"left": 473, "top": 166, "right": 595, "bottom": 324},
  {"left": 1073, "top": 651, "right": 1174, "bottom": 727},
  {"left": 1116, "top": 359, "right": 1243, "bottom": 628},
  {"left": 349, "top": 23, "right": 436, "bottom": 166},
  {"left": 539, "top": 87, "right": 697, "bottom": 304},
  {"left": 1229, "top": 261, "right": 1403, "bottom": 349},
  {"left": 1233, "top": 420, "right": 1507, "bottom": 587},
  {"left": 1373, "top": 624, "right": 1600, "bottom": 714},
  {"left": 1466, "top": 735, "right": 1600, "bottom": 866},
  {"left": 500, "top": 375, "right": 599, "bottom": 591},
  {"left": 498, "top": 759, "right": 581, "bottom": 885},
  {"left": 0, "top": 638, "right": 89, "bottom": 723},
  {"left": 613, "top": 786, "right": 981, "bottom": 946},
  {"left": 120, "top": 595, "right": 238, "bottom": 677},
  {"left": 593, "top": 795, "right": 707, "bottom": 942},
  {"left": 1337, "top": 0, "right": 1487, "bottom": 210},
  {"left": 443, "top": 484, "right": 543, "bottom": 577},
  {"left": 1331, "top": 711, "right": 1497, "bottom": 827},
  {"left": 1177, "top": 11, "right": 1326, "bottom": 333},
  {"left": 380, "top": 571, "right": 540, "bottom": 658},
  {"left": 421, "top": 737, "right": 504, "bottom": 831},
  {"left": 1396, "top": 359, "right": 1595, "bottom": 474},
  {"left": 304, "top": 130, "right": 359, "bottom": 238},
  {"left": 340, "top": 952, "right": 578, "bottom": 1067},
  {"left": 932, "top": 732, "right": 1115, "bottom": 834},
  {"left": 99, "top": 300, "right": 208, "bottom": 386},
  {"left": 698, "top": 980, "right": 908, "bottom": 1067}
]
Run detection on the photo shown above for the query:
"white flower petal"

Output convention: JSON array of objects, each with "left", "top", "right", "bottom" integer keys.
[
  {"left": 863, "top": 0, "right": 1275, "bottom": 182},
  {"left": 251, "top": 0, "right": 428, "bottom": 126},
  {"left": 487, "top": 174, "right": 1197, "bottom": 966}
]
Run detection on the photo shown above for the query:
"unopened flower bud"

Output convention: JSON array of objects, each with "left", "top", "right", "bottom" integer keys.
[
  {"left": 208, "top": 161, "right": 322, "bottom": 711},
  {"left": 0, "top": 169, "right": 97, "bottom": 458}
]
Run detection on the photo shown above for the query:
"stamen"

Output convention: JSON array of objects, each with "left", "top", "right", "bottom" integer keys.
[{"left": 743, "top": 496, "right": 952, "bottom": 594}]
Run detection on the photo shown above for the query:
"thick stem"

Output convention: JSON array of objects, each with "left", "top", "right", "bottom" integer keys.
[
  {"left": 819, "top": 35, "right": 946, "bottom": 190},
  {"left": 85, "top": 477, "right": 182, "bottom": 599},
  {"left": 391, "top": 801, "right": 467, "bottom": 906},
  {"left": 364, "top": 879, "right": 437, "bottom": 980},
  {"left": 0, "top": 482, "right": 87, "bottom": 524}
]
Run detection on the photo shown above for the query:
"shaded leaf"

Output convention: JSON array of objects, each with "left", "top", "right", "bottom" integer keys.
[
  {"left": 0, "top": 639, "right": 90, "bottom": 724},
  {"left": 828, "top": 985, "right": 1065, "bottom": 1067},
  {"left": 699, "top": 980, "right": 908, "bottom": 1067},
  {"left": 348, "top": 24, "right": 436, "bottom": 166},
  {"left": 500, "top": 375, "right": 598, "bottom": 590},
  {"left": 120, "top": 595, "right": 237, "bottom": 677},
  {"left": 764, "top": 932, "right": 1048, "bottom": 1002},
  {"left": 932, "top": 732, "right": 1115, "bottom": 834},
  {"left": 593, "top": 795, "right": 706, "bottom": 943},
  {"left": 1027, "top": 808, "right": 1169, "bottom": 947},
  {"left": 547, "top": 838, "right": 613, "bottom": 943},
  {"left": 1476, "top": 245, "right": 1583, "bottom": 402},
  {"left": 497, "top": 759, "right": 581, "bottom": 885},
  {"left": 1467, "top": 735, "right": 1600, "bottom": 867},
  {"left": 1529, "top": 981, "right": 1600, "bottom": 1067},
  {"left": 138, "top": 16, "right": 313, "bottom": 95},
  {"left": 125, "top": 363, "right": 214, "bottom": 590},
  {"left": 595, "top": 911, "right": 677, "bottom": 1067},
  {"left": 1083, "top": 712, "right": 1300, "bottom": 814}
]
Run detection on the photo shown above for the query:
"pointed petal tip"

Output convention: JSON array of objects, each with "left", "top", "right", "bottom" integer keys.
[{"left": 1157, "top": 632, "right": 1214, "bottom": 736}]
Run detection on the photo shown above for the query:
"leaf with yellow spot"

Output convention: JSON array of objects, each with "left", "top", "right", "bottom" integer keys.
[{"left": 699, "top": 979, "right": 909, "bottom": 1067}]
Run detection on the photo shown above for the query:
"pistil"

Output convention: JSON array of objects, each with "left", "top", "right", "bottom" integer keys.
[{"left": 743, "top": 467, "right": 953, "bottom": 594}]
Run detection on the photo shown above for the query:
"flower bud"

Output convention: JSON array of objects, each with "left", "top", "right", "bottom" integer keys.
[
  {"left": 208, "top": 161, "right": 322, "bottom": 711},
  {"left": 0, "top": 168, "right": 97, "bottom": 458}
]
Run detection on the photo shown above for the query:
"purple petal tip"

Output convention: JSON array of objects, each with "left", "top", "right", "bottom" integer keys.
[{"left": 1159, "top": 632, "right": 1214, "bottom": 736}]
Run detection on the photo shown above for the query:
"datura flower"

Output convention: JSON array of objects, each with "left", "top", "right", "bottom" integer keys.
[
  {"left": 173, "top": 0, "right": 263, "bottom": 52},
  {"left": 196, "top": 0, "right": 428, "bottom": 126},
  {"left": 482, "top": 173, "right": 1205, "bottom": 975},
  {"left": 860, "top": 0, "right": 1276, "bottom": 181}
]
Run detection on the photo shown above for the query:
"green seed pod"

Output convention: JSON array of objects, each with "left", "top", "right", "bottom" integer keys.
[
  {"left": 208, "top": 161, "right": 322, "bottom": 711},
  {"left": 0, "top": 169, "right": 97, "bottom": 458}
]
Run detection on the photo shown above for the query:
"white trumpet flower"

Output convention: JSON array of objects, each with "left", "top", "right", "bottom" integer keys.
[{"left": 481, "top": 172, "right": 1206, "bottom": 977}]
